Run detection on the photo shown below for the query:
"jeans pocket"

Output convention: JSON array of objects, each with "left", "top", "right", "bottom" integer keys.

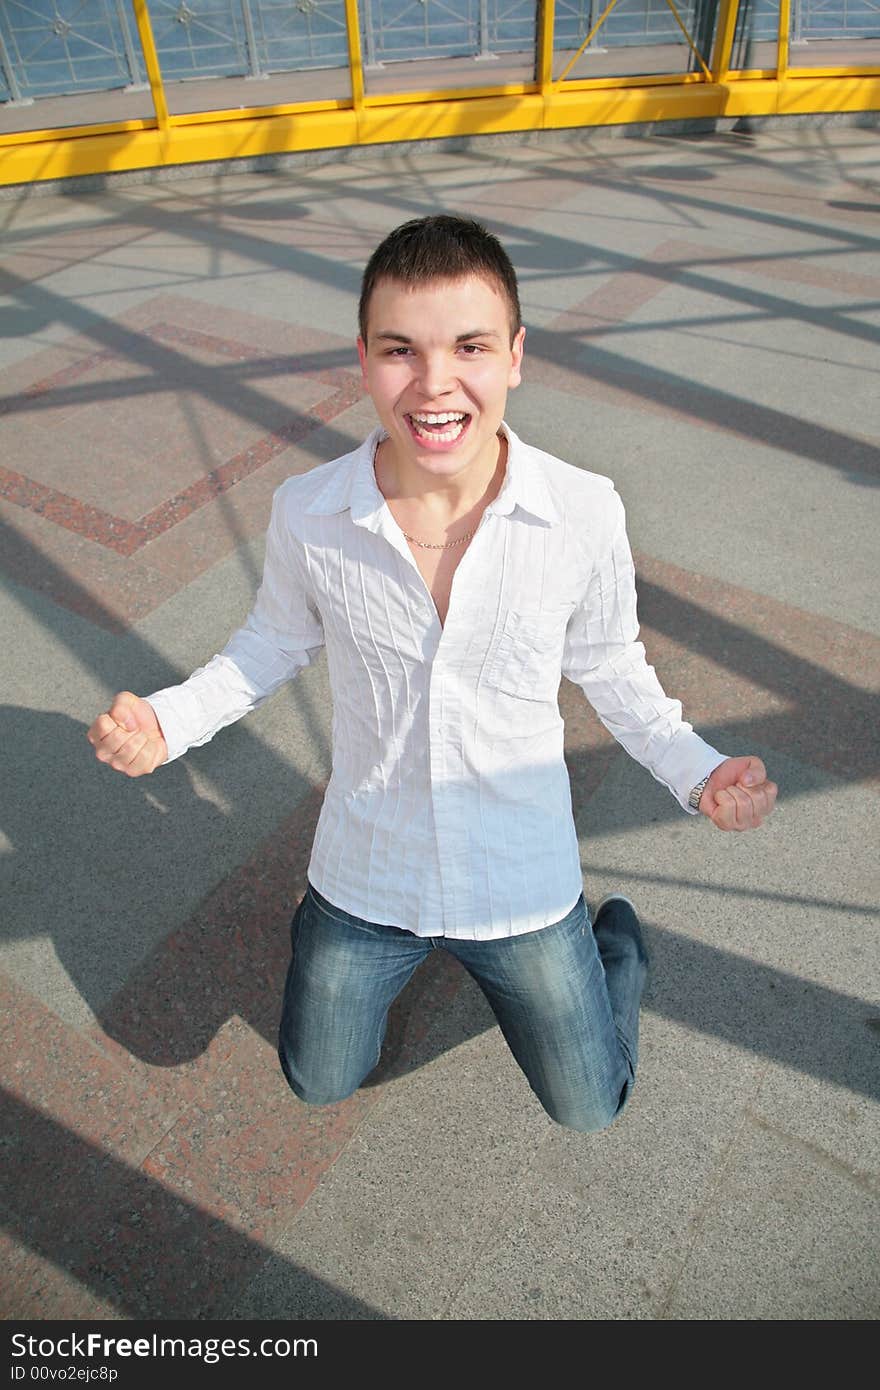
[
  {"left": 305, "top": 882, "right": 385, "bottom": 937},
  {"left": 290, "top": 893, "right": 307, "bottom": 948}
]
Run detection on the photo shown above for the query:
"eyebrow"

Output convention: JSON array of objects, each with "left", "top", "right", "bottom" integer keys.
[{"left": 374, "top": 329, "right": 501, "bottom": 344}]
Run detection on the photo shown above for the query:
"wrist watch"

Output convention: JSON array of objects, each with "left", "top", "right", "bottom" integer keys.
[{"left": 688, "top": 774, "right": 712, "bottom": 811}]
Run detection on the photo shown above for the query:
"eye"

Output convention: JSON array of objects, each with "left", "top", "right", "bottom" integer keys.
[
  {"left": 385, "top": 346, "right": 413, "bottom": 357},
  {"left": 458, "top": 343, "right": 485, "bottom": 355}
]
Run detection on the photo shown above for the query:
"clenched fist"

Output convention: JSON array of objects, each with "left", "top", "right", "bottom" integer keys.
[
  {"left": 699, "top": 755, "right": 777, "bottom": 831},
  {"left": 86, "top": 691, "right": 168, "bottom": 778}
]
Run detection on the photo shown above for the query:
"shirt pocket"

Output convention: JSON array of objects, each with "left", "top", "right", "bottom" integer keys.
[{"left": 483, "top": 608, "right": 569, "bottom": 703}]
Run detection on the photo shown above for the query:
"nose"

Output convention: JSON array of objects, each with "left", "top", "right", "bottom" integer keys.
[{"left": 417, "top": 351, "right": 455, "bottom": 399}]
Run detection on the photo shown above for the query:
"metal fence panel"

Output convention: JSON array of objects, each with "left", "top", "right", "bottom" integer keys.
[
  {"left": 0, "top": 0, "right": 142, "bottom": 99},
  {"left": 1, "top": 0, "right": 877, "bottom": 103}
]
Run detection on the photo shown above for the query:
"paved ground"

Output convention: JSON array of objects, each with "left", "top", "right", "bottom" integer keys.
[{"left": 1, "top": 124, "right": 878, "bottom": 1322}]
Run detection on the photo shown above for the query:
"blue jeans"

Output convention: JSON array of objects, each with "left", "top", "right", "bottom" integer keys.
[{"left": 278, "top": 884, "right": 647, "bottom": 1133}]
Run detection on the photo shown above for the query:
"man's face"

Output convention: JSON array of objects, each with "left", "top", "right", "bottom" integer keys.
[{"left": 357, "top": 274, "right": 525, "bottom": 487}]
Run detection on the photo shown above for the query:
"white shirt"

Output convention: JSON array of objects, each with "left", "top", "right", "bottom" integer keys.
[{"left": 148, "top": 424, "right": 726, "bottom": 940}]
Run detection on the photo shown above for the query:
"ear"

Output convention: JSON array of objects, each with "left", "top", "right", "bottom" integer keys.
[
  {"left": 357, "top": 336, "right": 368, "bottom": 383},
  {"left": 508, "top": 325, "right": 525, "bottom": 389}
]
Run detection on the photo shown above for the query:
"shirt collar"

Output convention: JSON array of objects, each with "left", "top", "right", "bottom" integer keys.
[
  {"left": 487, "top": 423, "right": 560, "bottom": 527},
  {"left": 303, "top": 423, "right": 559, "bottom": 529},
  {"left": 304, "top": 429, "right": 385, "bottom": 526}
]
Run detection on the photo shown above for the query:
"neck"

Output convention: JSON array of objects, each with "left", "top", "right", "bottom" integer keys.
[{"left": 375, "top": 432, "right": 507, "bottom": 515}]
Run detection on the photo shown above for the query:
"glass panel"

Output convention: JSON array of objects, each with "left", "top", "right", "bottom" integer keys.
[
  {"left": 144, "top": 1, "right": 350, "bottom": 114},
  {"left": 554, "top": 0, "right": 720, "bottom": 80},
  {"left": 788, "top": 0, "right": 880, "bottom": 67},
  {"left": 727, "top": 0, "right": 780, "bottom": 69},
  {"left": 363, "top": 0, "right": 537, "bottom": 97},
  {"left": 0, "top": 0, "right": 155, "bottom": 132}
]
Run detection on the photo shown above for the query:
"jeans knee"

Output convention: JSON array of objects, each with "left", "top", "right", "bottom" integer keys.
[
  {"left": 542, "top": 1076, "right": 631, "bottom": 1134},
  {"left": 544, "top": 1103, "right": 616, "bottom": 1134},
  {"left": 277, "top": 1042, "right": 365, "bottom": 1107},
  {"left": 278, "top": 1051, "right": 356, "bottom": 1106}
]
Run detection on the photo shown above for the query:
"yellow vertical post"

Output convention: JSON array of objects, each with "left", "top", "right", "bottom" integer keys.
[
  {"left": 777, "top": 0, "right": 791, "bottom": 78},
  {"left": 344, "top": 0, "right": 365, "bottom": 111},
  {"left": 131, "top": 0, "right": 169, "bottom": 130},
  {"left": 537, "top": 0, "right": 556, "bottom": 93},
  {"left": 710, "top": 0, "right": 740, "bottom": 82}
]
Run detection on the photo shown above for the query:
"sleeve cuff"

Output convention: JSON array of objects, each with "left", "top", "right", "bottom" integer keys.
[
  {"left": 144, "top": 689, "right": 196, "bottom": 764},
  {"left": 656, "top": 734, "right": 728, "bottom": 814}
]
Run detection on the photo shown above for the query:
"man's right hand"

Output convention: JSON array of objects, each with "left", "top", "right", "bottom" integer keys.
[{"left": 87, "top": 691, "right": 168, "bottom": 777}]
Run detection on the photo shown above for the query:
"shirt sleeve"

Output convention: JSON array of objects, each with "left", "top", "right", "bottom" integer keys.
[
  {"left": 561, "top": 492, "right": 726, "bottom": 813},
  {"left": 145, "top": 484, "right": 325, "bottom": 763}
]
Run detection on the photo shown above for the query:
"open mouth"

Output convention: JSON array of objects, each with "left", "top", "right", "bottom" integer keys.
[{"left": 406, "top": 411, "right": 471, "bottom": 445}]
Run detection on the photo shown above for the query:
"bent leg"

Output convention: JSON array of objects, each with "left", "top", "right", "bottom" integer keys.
[
  {"left": 591, "top": 894, "right": 649, "bottom": 1084},
  {"left": 278, "top": 885, "right": 429, "bottom": 1106},
  {"left": 453, "top": 897, "right": 646, "bottom": 1133}
]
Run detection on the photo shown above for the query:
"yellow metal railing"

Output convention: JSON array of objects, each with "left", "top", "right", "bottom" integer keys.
[
  {"left": 0, "top": 0, "right": 877, "bottom": 186},
  {"left": 132, "top": 0, "right": 168, "bottom": 131}
]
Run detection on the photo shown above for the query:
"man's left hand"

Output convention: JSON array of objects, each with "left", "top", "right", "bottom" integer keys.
[{"left": 700, "top": 756, "right": 777, "bottom": 831}]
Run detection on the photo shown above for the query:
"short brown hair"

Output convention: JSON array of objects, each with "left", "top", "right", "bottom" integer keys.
[{"left": 359, "top": 215, "right": 521, "bottom": 344}]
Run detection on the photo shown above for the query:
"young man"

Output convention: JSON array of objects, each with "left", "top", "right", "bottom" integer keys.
[{"left": 87, "top": 215, "right": 777, "bottom": 1132}]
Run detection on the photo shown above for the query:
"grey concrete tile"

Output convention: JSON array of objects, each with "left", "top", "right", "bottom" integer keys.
[
  {"left": 662, "top": 1114, "right": 880, "bottom": 1319},
  {"left": 509, "top": 381, "right": 879, "bottom": 634},
  {"left": 577, "top": 746, "right": 877, "bottom": 972},
  {"left": 575, "top": 750, "right": 879, "bottom": 1107},
  {"left": 231, "top": 972, "right": 555, "bottom": 1320},
  {"left": 747, "top": 1069, "right": 880, "bottom": 1181},
  {"left": 445, "top": 1010, "right": 766, "bottom": 1320},
  {"left": 447, "top": 1186, "right": 660, "bottom": 1320}
]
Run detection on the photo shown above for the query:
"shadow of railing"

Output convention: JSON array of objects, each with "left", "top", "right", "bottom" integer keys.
[{"left": 1, "top": 1089, "right": 389, "bottom": 1320}]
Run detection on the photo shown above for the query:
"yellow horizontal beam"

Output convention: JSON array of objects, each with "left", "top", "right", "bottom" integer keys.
[
  {"left": 1, "top": 75, "right": 878, "bottom": 189},
  {"left": 559, "top": 71, "right": 706, "bottom": 93},
  {"left": 0, "top": 118, "right": 155, "bottom": 148},
  {"left": 362, "top": 82, "right": 537, "bottom": 105},
  {"left": 543, "top": 80, "right": 729, "bottom": 126},
  {"left": 775, "top": 73, "right": 880, "bottom": 112},
  {"left": 357, "top": 94, "right": 546, "bottom": 144},
  {"left": 170, "top": 98, "right": 349, "bottom": 126},
  {"left": 783, "top": 65, "right": 880, "bottom": 78},
  {"left": 0, "top": 108, "right": 359, "bottom": 186}
]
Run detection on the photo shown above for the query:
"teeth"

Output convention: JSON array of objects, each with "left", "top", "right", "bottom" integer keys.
[
  {"left": 411, "top": 416, "right": 467, "bottom": 443},
  {"left": 411, "top": 412, "right": 467, "bottom": 424}
]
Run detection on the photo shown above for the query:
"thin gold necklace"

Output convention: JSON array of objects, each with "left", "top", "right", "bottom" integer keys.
[{"left": 402, "top": 527, "right": 476, "bottom": 550}]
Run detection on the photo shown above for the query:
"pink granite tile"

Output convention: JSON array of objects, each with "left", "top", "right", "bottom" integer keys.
[
  {"left": 90, "top": 785, "right": 326, "bottom": 1097},
  {"left": 0, "top": 298, "right": 367, "bottom": 598},
  {"left": 0, "top": 344, "right": 113, "bottom": 414},
  {"left": 0, "top": 972, "right": 179, "bottom": 1160},
  {"left": 545, "top": 238, "right": 684, "bottom": 336},
  {"left": 0, "top": 1232, "right": 122, "bottom": 1321},
  {"left": 3, "top": 350, "right": 332, "bottom": 523},
  {"left": 140, "top": 1026, "right": 378, "bottom": 1246},
  {"left": 1, "top": 1086, "right": 286, "bottom": 1318},
  {"left": 89, "top": 772, "right": 468, "bottom": 1162},
  {"left": 135, "top": 446, "right": 316, "bottom": 584},
  {"left": 0, "top": 497, "right": 179, "bottom": 633}
]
